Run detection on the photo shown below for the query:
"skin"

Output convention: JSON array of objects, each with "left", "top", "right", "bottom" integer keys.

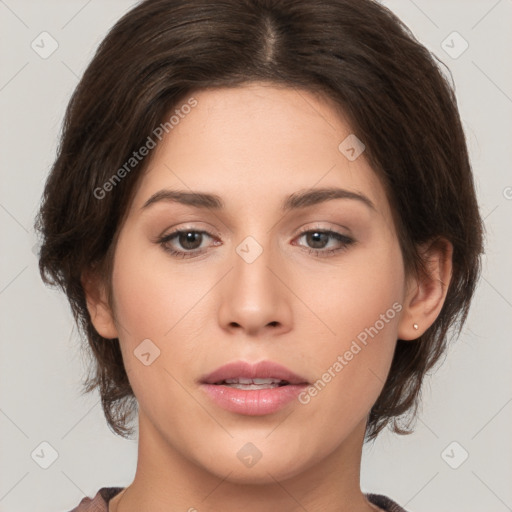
[{"left": 84, "top": 82, "right": 453, "bottom": 512}]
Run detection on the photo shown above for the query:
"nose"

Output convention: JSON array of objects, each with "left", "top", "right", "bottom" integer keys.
[{"left": 217, "top": 237, "right": 293, "bottom": 337}]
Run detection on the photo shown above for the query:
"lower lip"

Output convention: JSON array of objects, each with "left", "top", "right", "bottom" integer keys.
[{"left": 200, "top": 383, "right": 308, "bottom": 415}]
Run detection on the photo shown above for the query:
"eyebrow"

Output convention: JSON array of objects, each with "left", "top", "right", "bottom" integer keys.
[{"left": 141, "top": 187, "right": 376, "bottom": 212}]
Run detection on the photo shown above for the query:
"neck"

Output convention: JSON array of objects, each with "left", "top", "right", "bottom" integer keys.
[{"left": 110, "top": 412, "right": 379, "bottom": 512}]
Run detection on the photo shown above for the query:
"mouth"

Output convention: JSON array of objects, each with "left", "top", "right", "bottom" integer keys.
[
  {"left": 199, "top": 360, "right": 309, "bottom": 416},
  {"left": 200, "top": 360, "right": 309, "bottom": 387}
]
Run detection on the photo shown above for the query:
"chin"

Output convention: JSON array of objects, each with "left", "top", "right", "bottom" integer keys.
[
  {"left": 195, "top": 443, "right": 316, "bottom": 485},
  {"left": 211, "top": 461, "right": 304, "bottom": 485}
]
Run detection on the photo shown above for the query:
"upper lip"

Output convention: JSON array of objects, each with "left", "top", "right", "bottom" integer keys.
[{"left": 200, "top": 360, "right": 309, "bottom": 385}]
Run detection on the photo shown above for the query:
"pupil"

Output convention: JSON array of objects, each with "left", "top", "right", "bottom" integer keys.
[
  {"left": 180, "top": 232, "right": 201, "bottom": 249},
  {"left": 308, "top": 232, "right": 327, "bottom": 249}
]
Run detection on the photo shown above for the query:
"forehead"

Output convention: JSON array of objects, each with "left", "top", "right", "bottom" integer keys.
[{"left": 129, "top": 83, "right": 390, "bottom": 218}]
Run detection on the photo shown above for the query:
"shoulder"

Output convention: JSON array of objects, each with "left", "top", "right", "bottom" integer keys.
[
  {"left": 366, "top": 493, "right": 409, "bottom": 512},
  {"left": 67, "top": 487, "right": 125, "bottom": 512}
]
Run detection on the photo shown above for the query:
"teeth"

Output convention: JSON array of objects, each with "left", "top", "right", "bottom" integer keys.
[
  {"left": 217, "top": 377, "right": 289, "bottom": 389},
  {"left": 225, "top": 383, "right": 281, "bottom": 390},
  {"left": 253, "top": 378, "right": 282, "bottom": 385},
  {"left": 223, "top": 378, "right": 284, "bottom": 385}
]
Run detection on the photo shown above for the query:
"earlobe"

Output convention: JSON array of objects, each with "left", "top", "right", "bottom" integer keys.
[
  {"left": 398, "top": 238, "right": 453, "bottom": 341},
  {"left": 81, "top": 270, "right": 119, "bottom": 340}
]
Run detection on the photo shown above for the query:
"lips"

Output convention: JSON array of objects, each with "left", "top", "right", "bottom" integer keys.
[
  {"left": 199, "top": 360, "right": 310, "bottom": 415},
  {"left": 200, "top": 360, "right": 309, "bottom": 386}
]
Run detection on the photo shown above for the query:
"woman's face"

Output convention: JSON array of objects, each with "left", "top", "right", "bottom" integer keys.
[{"left": 101, "top": 83, "right": 412, "bottom": 483}]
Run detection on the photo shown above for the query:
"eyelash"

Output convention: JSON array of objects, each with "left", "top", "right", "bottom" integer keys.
[{"left": 157, "top": 225, "right": 355, "bottom": 259}]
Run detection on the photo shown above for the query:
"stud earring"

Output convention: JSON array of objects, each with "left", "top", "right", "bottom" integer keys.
[{"left": 413, "top": 323, "right": 419, "bottom": 330}]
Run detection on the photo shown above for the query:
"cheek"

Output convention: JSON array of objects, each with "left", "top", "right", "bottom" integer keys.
[
  {"left": 293, "top": 240, "right": 404, "bottom": 412},
  {"left": 110, "top": 237, "right": 199, "bottom": 339},
  {"left": 109, "top": 243, "right": 197, "bottom": 417},
  {"left": 295, "top": 236, "right": 404, "bottom": 347},
  {"left": 109, "top": 235, "right": 212, "bottom": 392}
]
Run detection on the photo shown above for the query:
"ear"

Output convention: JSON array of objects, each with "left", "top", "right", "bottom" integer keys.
[
  {"left": 398, "top": 237, "right": 453, "bottom": 340},
  {"left": 81, "top": 269, "right": 119, "bottom": 339}
]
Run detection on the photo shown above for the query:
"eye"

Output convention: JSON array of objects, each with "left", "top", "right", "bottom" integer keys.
[
  {"left": 157, "top": 229, "right": 218, "bottom": 258},
  {"left": 157, "top": 225, "right": 355, "bottom": 259},
  {"left": 293, "top": 226, "right": 355, "bottom": 257}
]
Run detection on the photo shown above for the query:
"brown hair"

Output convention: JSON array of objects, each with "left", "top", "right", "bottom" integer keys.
[{"left": 35, "top": 0, "right": 484, "bottom": 441}]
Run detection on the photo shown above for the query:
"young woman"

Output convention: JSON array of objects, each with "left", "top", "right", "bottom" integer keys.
[{"left": 36, "top": 0, "right": 484, "bottom": 511}]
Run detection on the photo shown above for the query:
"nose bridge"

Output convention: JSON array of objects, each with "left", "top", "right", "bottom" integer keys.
[
  {"left": 217, "top": 230, "right": 292, "bottom": 334},
  {"left": 232, "top": 231, "right": 278, "bottom": 304}
]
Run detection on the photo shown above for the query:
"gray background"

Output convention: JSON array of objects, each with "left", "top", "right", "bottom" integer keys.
[{"left": 1, "top": 1, "right": 511, "bottom": 511}]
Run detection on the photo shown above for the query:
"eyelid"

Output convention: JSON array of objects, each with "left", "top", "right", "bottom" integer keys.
[
  {"left": 156, "top": 222, "right": 222, "bottom": 241},
  {"left": 294, "top": 222, "right": 352, "bottom": 238}
]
